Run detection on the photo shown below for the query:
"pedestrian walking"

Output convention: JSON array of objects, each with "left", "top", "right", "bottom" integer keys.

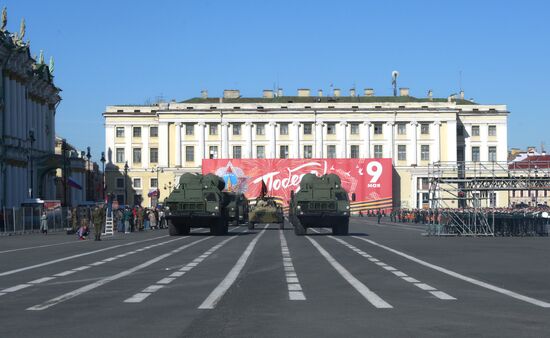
[{"left": 40, "top": 211, "right": 48, "bottom": 235}]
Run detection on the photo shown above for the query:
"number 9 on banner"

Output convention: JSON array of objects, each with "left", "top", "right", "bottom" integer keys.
[{"left": 367, "top": 161, "right": 383, "bottom": 183}]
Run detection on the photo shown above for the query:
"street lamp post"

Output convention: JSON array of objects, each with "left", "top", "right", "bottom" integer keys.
[
  {"left": 61, "top": 140, "right": 69, "bottom": 207},
  {"left": 150, "top": 166, "right": 163, "bottom": 207},
  {"left": 28, "top": 130, "right": 35, "bottom": 198},
  {"left": 100, "top": 152, "right": 106, "bottom": 202},
  {"left": 86, "top": 147, "right": 91, "bottom": 201},
  {"left": 123, "top": 161, "right": 129, "bottom": 206}
]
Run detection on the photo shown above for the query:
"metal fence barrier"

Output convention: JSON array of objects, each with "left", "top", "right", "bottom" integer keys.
[{"left": 0, "top": 206, "right": 95, "bottom": 235}]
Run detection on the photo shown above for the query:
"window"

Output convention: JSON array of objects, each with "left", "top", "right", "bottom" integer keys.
[
  {"left": 233, "top": 146, "right": 242, "bottom": 159},
  {"left": 256, "top": 123, "right": 265, "bottom": 136},
  {"left": 150, "top": 126, "right": 158, "bottom": 137},
  {"left": 398, "top": 145, "right": 407, "bottom": 161},
  {"left": 133, "top": 127, "right": 141, "bottom": 138},
  {"left": 420, "top": 123, "right": 429, "bottom": 135},
  {"left": 116, "top": 178, "right": 124, "bottom": 189},
  {"left": 150, "top": 178, "right": 158, "bottom": 188},
  {"left": 303, "top": 123, "right": 312, "bottom": 135},
  {"left": 350, "top": 145, "right": 359, "bottom": 158},
  {"left": 115, "top": 148, "right": 125, "bottom": 163},
  {"left": 374, "top": 145, "right": 383, "bottom": 158},
  {"left": 209, "top": 124, "right": 218, "bottom": 135},
  {"left": 488, "top": 125, "right": 497, "bottom": 136},
  {"left": 185, "top": 124, "right": 194, "bottom": 135},
  {"left": 327, "top": 145, "right": 336, "bottom": 158},
  {"left": 185, "top": 146, "right": 194, "bottom": 162},
  {"left": 256, "top": 146, "right": 265, "bottom": 159},
  {"left": 133, "top": 178, "right": 141, "bottom": 189},
  {"left": 472, "top": 125, "right": 480, "bottom": 136},
  {"left": 374, "top": 123, "right": 383, "bottom": 135},
  {"left": 279, "top": 145, "right": 289, "bottom": 159},
  {"left": 116, "top": 127, "right": 124, "bottom": 138},
  {"left": 489, "top": 146, "right": 497, "bottom": 162},
  {"left": 209, "top": 146, "right": 218, "bottom": 159},
  {"left": 304, "top": 145, "right": 312, "bottom": 159},
  {"left": 279, "top": 123, "right": 289, "bottom": 135},
  {"left": 421, "top": 145, "right": 430, "bottom": 161},
  {"left": 472, "top": 146, "right": 480, "bottom": 162},
  {"left": 133, "top": 148, "right": 141, "bottom": 163},
  {"left": 350, "top": 123, "right": 359, "bottom": 135},
  {"left": 327, "top": 123, "right": 336, "bottom": 135},
  {"left": 232, "top": 123, "right": 241, "bottom": 136},
  {"left": 397, "top": 123, "right": 406, "bottom": 135},
  {"left": 149, "top": 148, "right": 158, "bottom": 163}
]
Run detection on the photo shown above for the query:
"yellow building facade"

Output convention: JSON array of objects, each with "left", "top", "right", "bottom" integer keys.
[{"left": 103, "top": 89, "right": 509, "bottom": 208}]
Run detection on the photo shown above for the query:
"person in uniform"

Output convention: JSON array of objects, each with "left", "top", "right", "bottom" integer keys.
[{"left": 92, "top": 205, "right": 106, "bottom": 241}]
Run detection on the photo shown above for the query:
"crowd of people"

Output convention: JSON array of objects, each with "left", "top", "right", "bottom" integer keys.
[{"left": 112, "top": 206, "right": 166, "bottom": 233}]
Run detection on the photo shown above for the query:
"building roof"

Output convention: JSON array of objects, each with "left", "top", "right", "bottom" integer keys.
[
  {"left": 182, "top": 96, "right": 477, "bottom": 105},
  {"left": 509, "top": 155, "right": 550, "bottom": 170}
]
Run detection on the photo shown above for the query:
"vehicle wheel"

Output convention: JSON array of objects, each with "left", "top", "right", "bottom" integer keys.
[
  {"left": 248, "top": 222, "right": 255, "bottom": 230},
  {"left": 211, "top": 218, "right": 227, "bottom": 236},
  {"left": 181, "top": 224, "right": 190, "bottom": 235},
  {"left": 168, "top": 220, "right": 182, "bottom": 236}
]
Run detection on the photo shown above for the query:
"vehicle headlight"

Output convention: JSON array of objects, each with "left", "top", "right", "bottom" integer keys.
[
  {"left": 215, "top": 206, "right": 219, "bottom": 210},
  {"left": 165, "top": 206, "right": 170, "bottom": 211},
  {"left": 297, "top": 205, "right": 301, "bottom": 210},
  {"left": 231, "top": 208, "right": 235, "bottom": 211},
  {"left": 346, "top": 206, "right": 350, "bottom": 210}
]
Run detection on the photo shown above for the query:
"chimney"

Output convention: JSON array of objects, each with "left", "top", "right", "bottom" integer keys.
[
  {"left": 350, "top": 88, "right": 356, "bottom": 97},
  {"left": 460, "top": 90, "right": 465, "bottom": 100},
  {"left": 399, "top": 88, "right": 410, "bottom": 96},
  {"left": 277, "top": 88, "right": 283, "bottom": 97},
  {"left": 263, "top": 90, "right": 274, "bottom": 99},
  {"left": 364, "top": 88, "right": 374, "bottom": 97},
  {"left": 318, "top": 89, "right": 323, "bottom": 97},
  {"left": 333, "top": 88, "right": 341, "bottom": 97},
  {"left": 223, "top": 89, "right": 240, "bottom": 99},
  {"left": 427, "top": 89, "right": 433, "bottom": 101},
  {"left": 201, "top": 90, "right": 208, "bottom": 99},
  {"left": 297, "top": 88, "right": 310, "bottom": 97}
]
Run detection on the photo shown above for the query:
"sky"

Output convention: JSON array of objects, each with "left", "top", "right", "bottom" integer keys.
[{"left": 5, "top": 0, "right": 550, "bottom": 162}]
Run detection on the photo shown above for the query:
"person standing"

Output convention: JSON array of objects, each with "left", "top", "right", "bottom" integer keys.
[
  {"left": 92, "top": 205, "right": 105, "bottom": 241},
  {"left": 148, "top": 209, "right": 157, "bottom": 230},
  {"left": 40, "top": 211, "right": 48, "bottom": 235},
  {"left": 123, "top": 207, "right": 132, "bottom": 233},
  {"left": 377, "top": 208, "right": 382, "bottom": 224}
]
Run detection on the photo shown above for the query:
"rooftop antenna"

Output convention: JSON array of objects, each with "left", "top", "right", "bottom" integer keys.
[
  {"left": 459, "top": 70, "right": 463, "bottom": 92},
  {"left": 391, "top": 70, "right": 399, "bottom": 96}
]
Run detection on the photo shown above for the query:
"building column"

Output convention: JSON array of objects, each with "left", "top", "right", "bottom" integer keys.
[
  {"left": 159, "top": 122, "right": 169, "bottom": 167},
  {"left": 433, "top": 121, "right": 441, "bottom": 163},
  {"left": 292, "top": 122, "right": 301, "bottom": 158},
  {"left": 446, "top": 120, "right": 457, "bottom": 162},
  {"left": 385, "top": 122, "right": 394, "bottom": 161},
  {"left": 362, "top": 122, "right": 371, "bottom": 158},
  {"left": 124, "top": 125, "right": 132, "bottom": 167},
  {"left": 410, "top": 121, "right": 418, "bottom": 165},
  {"left": 197, "top": 122, "right": 206, "bottom": 162},
  {"left": 221, "top": 122, "right": 229, "bottom": 158},
  {"left": 175, "top": 122, "right": 182, "bottom": 167},
  {"left": 480, "top": 124, "right": 488, "bottom": 162},
  {"left": 338, "top": 122, "right": 348, "bottom": 158},
  {"left": 315, "top": 122, "right": 324, "bottom": 158},
  {"left": 268, "top": 122, "right": 277, "bottom": 158},
  {"left": 244, "top": 122, "right": 253, "bottom": 158}
]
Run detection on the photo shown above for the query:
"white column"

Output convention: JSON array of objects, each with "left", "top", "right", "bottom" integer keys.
[
  {"left": 268, "top": 121, "right": 277, "bottom": 158},
  {"left": 124, "top": 125, "right": 132, "bottom": 167},
  {"left": 175, "top": 122, "right": 182, "bottom": 166},
  {"left": 159, "top": 122, "right": 169, "bottom": 167},
  {"left": 385, "top": 122, "right": 394, "bottom": 161},
  {"left": 292, "top": 122, "right": 301, "bottom": 158},
  {"left": 197, "top": 122, "right": 206, "bottom": 162},
  {"left": 221, "top": 122, "right": 229, "bottom": 158},
  {"left": 362, "top": 122, "right": 371, "bottom": 158},
  {"left": 446, "top": 120, "right": 457, "bottom": 162},
  {"left": 433, "top": 121, "right": 441, "bottom": 163},
  {"left": 141, "top": 125, "right": 149, "bottom": 169},
  {"left": 480, "top": 124, "right": 488, "bottom": 162},
  {"left": 105, "top": 125, "right": 115, "bottom": 163},
  {"left": 244, "top": 122, "right": 253, "bottom": 158},
  {"left": 464, "top": 124, "right": 472, "bottom": 162},
  {"left": 410, "top": 122, "right": 418, "bottom": 165},
  {"left": 338, "top": 122, "right": 348, "bottom": 158},
  {"left": 315, "top": 122, "right": 324, "bottom": 158},
  {"left": 498, "top": 122, "right": 508, "bottom": 162}
]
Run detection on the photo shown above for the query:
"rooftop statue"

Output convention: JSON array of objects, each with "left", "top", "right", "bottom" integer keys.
[
  {"left": 49, "top": 56, "right": 54, "bottom": 74},
  {"left": 1, "top": 7, "right": 6, "bottom": 32},
  {"left": 19, "top": 18, "right": 25, "bottom": 40},
  {"left": 39, "top": 50, "right": 44, "bottom": 64}
]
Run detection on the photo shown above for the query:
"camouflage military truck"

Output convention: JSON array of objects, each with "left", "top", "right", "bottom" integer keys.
[
  {"left": 226, "top": 192, "right": 249, "bottom": 226},
  {"left": 164, "top": 173, "right": 230, "bottom": 236},
  {"left": 248, "top": 197, "right": 284, "bottom": 230},
  {"left": 289, "top": 173, "right": 354, "bottom": 236}
]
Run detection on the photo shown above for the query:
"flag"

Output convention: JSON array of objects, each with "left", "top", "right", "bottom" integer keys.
[
  {"left": 67, "top": 178, "right": 82, "bottom": 190},
  {"left": 259, "top": 179, "right": 267, "bottom": 198}
]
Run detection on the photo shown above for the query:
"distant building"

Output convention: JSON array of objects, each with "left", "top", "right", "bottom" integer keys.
[
  {"left": 508, "top": 152, "right": 550, "bottom": 207},
  {"left": 104, "top": 87, "right": 509, "bottom": 208},
  {"left": 0, "top": 11, "right": 61, "bottom": 207}
]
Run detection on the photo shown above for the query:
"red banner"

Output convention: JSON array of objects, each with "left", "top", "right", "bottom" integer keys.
[{"left": 202, "top": 159, "right": 393, "bottom": 212}]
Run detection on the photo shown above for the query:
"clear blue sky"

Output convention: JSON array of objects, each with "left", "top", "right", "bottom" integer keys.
[{"left": 6, "top": 0, "right": 550, "bottom": 161}]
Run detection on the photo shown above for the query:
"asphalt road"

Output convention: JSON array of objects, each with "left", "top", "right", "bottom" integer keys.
[{"left": 1, "top": 218, "right": 549, "bottom": 338}]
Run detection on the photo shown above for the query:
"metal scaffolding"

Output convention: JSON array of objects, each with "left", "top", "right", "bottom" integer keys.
[{"left": 427, "top": 160, "right": 550, "bottom": 236}]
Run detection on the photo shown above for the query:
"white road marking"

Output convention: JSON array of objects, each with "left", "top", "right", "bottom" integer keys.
[
  {"left": 0, "top": 235, "right": 169, "bottom": 277},
  {"left": 354, "top": 236, "right": 550, "bottom": 308},
  {"left": 72, "top": 266, "right": 91, "bottom": 271},
  {"left": 279, "top": 229, "right": 306, "bottom": 301},
  {"left": 3, "top": 284, "right": 32, "bottom": 292},
  {"left": 430, "top": 291, "right": 457, "bottom": 300},
  {"left": 27, "top": 236, "right": 212, "bottom": 311},
  {"left": 0, "top": 240, "right": 88, "bottom": 254},
  {"left": 392, "top": 271, "right": 408, "bottom": 277},
  {"left": 54, "top": 270, "right": 77, "bottom": 277},
  {"left": 29, "top": 277, "right": 56, "bottom": 284},
  {"left": 306, "top": 236, "right": 392, "bottom": 309},
  {"left": 402, "top": 277, "right": 420, "bottom": 283},
  {"left": 415, "top": 283, "right": 437, "bottom": 291},
  {"left": 198, "top": 226, "right": 268, "bottom": 309},
  {"left": 125, "top": 228, "right": 243, "bottom": 304}
]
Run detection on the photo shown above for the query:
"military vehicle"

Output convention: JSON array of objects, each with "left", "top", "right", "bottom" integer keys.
[
  {"left": 227, "top": 193, "right": 249, "bottom": 226},
  {"left": 248, "top": 197, "right": 284, "bottom": 230},
  {"left": 289, "top": 173, "right": 354, "bottom": 235},
  {"left": 164, "top": 173, "right": 230, "bottom": 236}
]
